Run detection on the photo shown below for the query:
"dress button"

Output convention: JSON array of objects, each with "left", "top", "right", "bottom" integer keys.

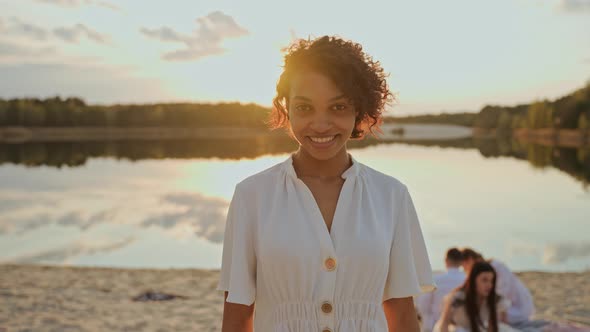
[
  {"left": 324, "top": 257, "right": 337, "bottom": 271},
  {"left": 321, "top": 301, "right": 333, "bottom": 314},
  {"left": 322, "top": 328, "right": 332, "bottom": 332}
]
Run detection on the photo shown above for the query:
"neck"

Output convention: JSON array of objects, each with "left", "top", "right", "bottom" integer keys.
[
  {"left": 477, "top": 295, "right": 486, "bottom": 307},
  {"left": 292, "top": 146, "right": 351, "bottom": 178}
]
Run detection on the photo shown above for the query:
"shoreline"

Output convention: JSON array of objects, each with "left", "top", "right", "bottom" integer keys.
[
  {"left": 1, "top": 264, "right": 588, "bottom": 331},
  {"left": 474, "top": 127, "right": 590, "bottom": 148},
  {"left": 2, "top": 126, "right": 589, "bottom": 149}
]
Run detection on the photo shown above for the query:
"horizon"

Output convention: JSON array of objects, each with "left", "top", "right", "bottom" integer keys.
[{"left": 1, "top": 0, "right": 589, "bottom": 116}]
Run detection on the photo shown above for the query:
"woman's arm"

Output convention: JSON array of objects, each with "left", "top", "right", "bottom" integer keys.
[
  {"left": 434, "top": 297, "right": 452, "bottom": 332},
  {"left": 499, "top": 311, "right": 508, "bottom": 324},
  {"left": 383, "top": 297, "right": 420, "bottom": 332},
  {"left": 221, "top": 291, "right": 255, "bottom": 332}
]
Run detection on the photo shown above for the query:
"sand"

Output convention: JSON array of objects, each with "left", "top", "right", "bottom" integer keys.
[{"left": 0, "top": 264, "right": 588, "bottom": 331}]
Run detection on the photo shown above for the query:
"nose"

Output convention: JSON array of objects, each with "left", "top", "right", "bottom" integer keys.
[{"left": 309, "top": 111, "right": 333, "bottom": 133}]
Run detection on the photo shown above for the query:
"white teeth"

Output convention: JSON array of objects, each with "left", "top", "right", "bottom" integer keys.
[{"left": 309, "top": 135, "right": 336, "bottom": 143}]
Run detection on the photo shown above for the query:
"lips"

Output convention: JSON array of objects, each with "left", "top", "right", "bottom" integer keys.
[
  {"left": 307, "top": 134, "right": 339, "bottom": 149},
  {"left": 309, "top": 135, "right": 336, "bottom": 143}
]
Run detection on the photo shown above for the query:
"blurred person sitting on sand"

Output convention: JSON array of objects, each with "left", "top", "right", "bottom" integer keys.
[
  {"left": 416, "top": 247, "right": 466, "bottom": 332},
  {"left": 460, "top": 248, "right": 590, "bottom": 332},
  {"left": 460, "top": 248, "right": 539, "bottom": 330},
  {"left": 434, "top": 261, "right": 518, "bottom": 332},
  {"left": 217, "top": 35, "right": 436, "bottom": 332}
]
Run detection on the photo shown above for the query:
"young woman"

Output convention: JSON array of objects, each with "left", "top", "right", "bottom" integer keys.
[
  {"left": 460, "top": 248, "right": 535, "bottom": 327},
  {"left": 217, "top": 36, "right": 436, "bottom": 332},
  {"left": 434, "top": 261, "right": 517, "bottom": 332},
  {"left": 459, "top": 250, "right": 590, "bottom": 332}
]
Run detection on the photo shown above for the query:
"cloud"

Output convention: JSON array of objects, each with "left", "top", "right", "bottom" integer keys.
[
  {"left": 0, "top": 213, "right": 51, "bottom": 234},
  {"left": 0, "top": 41, "right": 57, "bottom": 60},
  {"left": 32, "top": 0, "right": 121, "bottom": 11},
  {"left": 4, "top": 236, "right": 135, "bottom": 264},
  {"left": 0, "top": 17, "right": 110, "bottom": 45},
  {"left": 140, "top": 192, "right": 229, "bottom": 243},
  {"left": 94, "top": 1, "right": 121, "bottom": 11},
  {"left": 53, "top": 24, "right": 110, "bottom": 44},
  {"left": 34, "top": 0, "right": 81, "bottom": 6},
  {"left": 1, "top": 17, "right": 49, "bottom": 41},
  {"left": 559, "top": 0, "right": 590, "bottom": 11},
  {"left": 543, "top": 242, "right": 590, "bottom": 264},
  {"left": 140, "top": 26, "right": 186, "bottom": 43},
  {"left": 141, "top": 11, "right": 248, "bottom": 61}
]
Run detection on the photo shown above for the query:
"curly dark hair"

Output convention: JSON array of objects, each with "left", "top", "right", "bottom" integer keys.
[{"left": 269, "top": 35, "right": 394, "bottom": 139}]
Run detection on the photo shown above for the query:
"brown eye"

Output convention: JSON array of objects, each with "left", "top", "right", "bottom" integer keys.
[
  {"left": 295, "top": 104, "right": 311, "bottom": 112},
  {"left": 332, "top": 104, "right": 348, "bottom": 111}
]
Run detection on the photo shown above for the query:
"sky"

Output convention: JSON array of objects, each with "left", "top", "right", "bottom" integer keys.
[{"left": 0, "top": 0, "right": 589, "bottom": 115}]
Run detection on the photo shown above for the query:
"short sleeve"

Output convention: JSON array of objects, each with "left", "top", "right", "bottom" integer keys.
[
  {"left": 383, "top": 187, "right": 436, "bottom": 300},
  {"left": 216, "top": 183, "right": 257, "bottom": 305}
]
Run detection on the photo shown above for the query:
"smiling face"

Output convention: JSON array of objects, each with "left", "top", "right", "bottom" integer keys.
[
  {"left": 287, "top": 70, "right": 357, "bottom": 161},
  {"left": 475, "top": 271, "right": 495, "bottom": 298}
]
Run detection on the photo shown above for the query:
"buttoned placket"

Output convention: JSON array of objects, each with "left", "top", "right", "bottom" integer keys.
[{"left": 291, "top": 162, "right": 357, "bottom": 332}]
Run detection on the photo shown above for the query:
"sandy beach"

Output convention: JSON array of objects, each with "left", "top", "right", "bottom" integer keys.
[{"left": 0, "top": 264, "right": 588, "bottom": 331}]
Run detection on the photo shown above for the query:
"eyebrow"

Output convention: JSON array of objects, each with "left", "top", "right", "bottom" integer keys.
[{"left": 292, "top": 94, "right": 348, "bottom": 102}]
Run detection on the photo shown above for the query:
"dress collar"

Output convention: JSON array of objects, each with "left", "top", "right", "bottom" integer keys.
[{"left": 283, "top": 154, "right": 360, "bottom": 180}]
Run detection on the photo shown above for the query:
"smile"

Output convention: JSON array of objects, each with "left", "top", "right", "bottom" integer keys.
[{"left": 309, "top": 135, "right": 336, "bottom": 143}]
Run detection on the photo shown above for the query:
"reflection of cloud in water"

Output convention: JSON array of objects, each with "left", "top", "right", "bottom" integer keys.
[
  {"left": 543, "top": 242, "right": 590, "bottom": 265},
  {"left": 0, "top": 198, "right": 33, "bottom": 213},
  {"left": 4, "top": 236, "right": 135, "bottom": 264},
  {"left": 141, "top": 192, "right": 228, "bottom": 243},
  {"left": 56, "top": 209, "right": 119, "bottom": 230},
  {"left": 0, "top": 208, "right": 118, "bottom": 235},
  {"left": 0, "top": 190, "right": 229, "bottom": 243},
  {"left": 508, "top": 241, "right": 590, "bottom": 264},
  {"left": 0, "top": 193, "right": 58, "bottom": 213},
  {"left": 507, "top": 242, "right": 541, "bottom": 257}
]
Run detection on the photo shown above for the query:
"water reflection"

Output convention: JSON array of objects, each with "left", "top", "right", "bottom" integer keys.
[
  {"left": 1, "top": 135, "right": 588, "bottom": 188},
  {"left": 0, "top": 191, "right": 229, "bottom": 242},
  {"left": 1, "top": 133, "right": 589, "bottom": 271},
  {"left": 9, "top": 236, "right": 135, "bottom": 264},
  {"left": 141, "top": 193, "right": 228, "bottom": 244}
]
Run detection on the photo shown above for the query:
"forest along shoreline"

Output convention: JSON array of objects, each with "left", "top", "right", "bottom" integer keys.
[{"left": 1, "top": 125, "right": 589, "bottom": 150}]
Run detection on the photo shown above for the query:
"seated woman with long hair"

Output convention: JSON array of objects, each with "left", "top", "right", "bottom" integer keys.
[{"left": 434, "top": 261, "right": 518, "bottom": 332}]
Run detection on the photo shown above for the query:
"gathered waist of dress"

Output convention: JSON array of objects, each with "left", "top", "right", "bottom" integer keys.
[{"left": 270, "top": 300, "right": 383, "bottom": 325}]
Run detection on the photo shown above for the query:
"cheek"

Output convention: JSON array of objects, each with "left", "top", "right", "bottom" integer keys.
[
  {"left": 287, "top": 116, "right": 305, "bottom": 132},
  {"left": 337, "top": 114, "right": 357, "bottom": 130}
]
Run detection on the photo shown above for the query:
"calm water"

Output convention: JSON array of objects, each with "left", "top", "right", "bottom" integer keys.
[{"left": 1, "top": 138, "right": 589, "bottom": 272}]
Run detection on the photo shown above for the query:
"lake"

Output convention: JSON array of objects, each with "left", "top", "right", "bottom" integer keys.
[{"left": 1, "top": 126, "right": 589, "bottom": 272}]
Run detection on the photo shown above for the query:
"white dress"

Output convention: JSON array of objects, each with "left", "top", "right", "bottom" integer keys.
[{"left": 217, "top": 155, "right": 436, "bottom": 331}]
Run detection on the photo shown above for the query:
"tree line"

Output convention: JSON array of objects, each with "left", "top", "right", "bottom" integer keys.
[
  {"left": 1, "top": 82, "right": 588, "bottom": 130},
  {"left": 0, "top": 98, "right": 270, "bottom": 128},
  {"left": 388, "top": 82, "right": 590, "bottom": 131}
]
